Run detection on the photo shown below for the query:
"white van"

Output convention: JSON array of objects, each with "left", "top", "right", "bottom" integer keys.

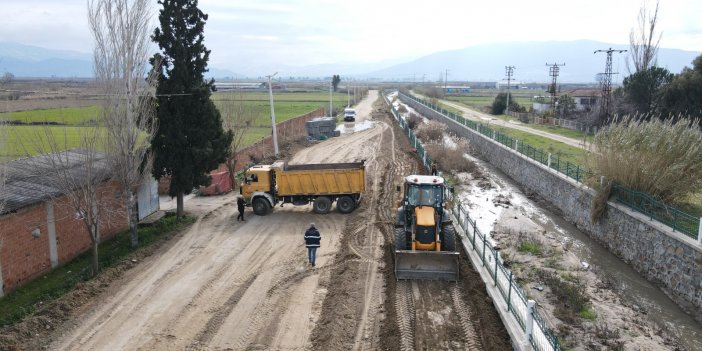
[{"left": 343, "top": 108, "right": 356, "bottom": 122}]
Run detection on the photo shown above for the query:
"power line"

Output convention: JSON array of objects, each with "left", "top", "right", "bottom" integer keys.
[
  {"left": 594, "top": 48, "right": 627, "bottom": 122},
  {"left": 545, "top": 62, "right": 565, "bottom": 116},
  {"left": 504, "top": 66, "right": 515, "bottom": 115},
  {"left": 0, "top": 88, "right": 193, "bottom": 97}
]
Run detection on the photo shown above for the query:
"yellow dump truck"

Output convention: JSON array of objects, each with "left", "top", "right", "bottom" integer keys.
[{"left": 241, "top": 160, "right": 365, "bottom": 215}]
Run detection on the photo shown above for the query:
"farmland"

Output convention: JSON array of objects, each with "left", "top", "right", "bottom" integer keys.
[{"left": 0, "top": 90, "right": 355, "bottom": 161}]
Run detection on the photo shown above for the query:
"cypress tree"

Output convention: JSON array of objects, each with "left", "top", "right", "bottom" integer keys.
[{"left": 150, "top": 0, "right": 232, "bottom": 217}]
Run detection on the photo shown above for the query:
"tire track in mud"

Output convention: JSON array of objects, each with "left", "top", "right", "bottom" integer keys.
[
  {"left": 451, "top": 284, "right": 481, "bottom": 350},
  {"left": 395, "top": 281, "right": 417, "bottom": 351}
]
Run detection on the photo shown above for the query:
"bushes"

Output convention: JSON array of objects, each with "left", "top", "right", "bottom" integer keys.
[
  {"left": 425, "top": 138, "right": 476, "bottom": 173},
  {"left": 586, "top": 116, "right": 702, "bottom": 203},
  {"left": 406, "top": 113, "right": 422, "bottom": 130},
  {"left": 415, "top": 120, "right": 446, "bottom": 143}
]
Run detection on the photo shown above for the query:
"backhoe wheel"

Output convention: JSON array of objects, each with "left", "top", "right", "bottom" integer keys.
[
  {"left": 442, "top": 224, "right": 457, "bottom": 251},
  {"left": 313, "top": 196, "right": 332, "bottom": 214},
  {"left": 336, "top": 196, "right": 356, "bottom": 214},
  {"left": 395, "top": 227, "right": 409, "bottom": 250},
  {"left": 252, "top": 198, "right": 271, "bottom": 216}
]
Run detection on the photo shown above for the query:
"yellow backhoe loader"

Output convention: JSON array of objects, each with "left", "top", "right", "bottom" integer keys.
[{"left": 394, "top": 175, "right": 459, "bottom": 281}]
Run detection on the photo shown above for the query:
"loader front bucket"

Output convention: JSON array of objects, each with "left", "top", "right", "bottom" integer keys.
[{"left": 394, "top": 250, "right": 460, "bottom": 281}]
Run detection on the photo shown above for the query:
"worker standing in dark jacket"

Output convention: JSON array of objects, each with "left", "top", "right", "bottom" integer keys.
[
  {"left": 304, "top": 223, "right": 321, "bottom": 267},
  {"left": 236, "top": 196, "right": 246, "bottom": 221}
]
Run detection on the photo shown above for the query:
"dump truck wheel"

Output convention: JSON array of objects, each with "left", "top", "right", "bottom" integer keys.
[
  {"left": 442, "top": 224, "right": 457, "bottom": 251},
  {"left": 336, "top": 196, "right": 355, "bottom": 214},
  {"left": 395, "top": 227, "right": 409, "bottom": 250},
  {"left": 313, "top": 196, "right": 332, "bottom": 214},
  {"left": 252, "top": 198, "right": 271, "bottom": 216}
]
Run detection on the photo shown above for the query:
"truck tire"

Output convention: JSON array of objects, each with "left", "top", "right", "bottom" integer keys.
[
  {"left": 252, "top": 197, "right": 271, "bottom": 216},
  {"left": 442, "top": 224, "right": 457, "bottom": 252},
  {"left": 395, "top": 227, "right": 409, "bottom": 250},
  {"left": 336, "top": 196, "right": 355, "bottom": 214},
  {"left": 313, "top": 196, "right": 332, "bottom": 214}
]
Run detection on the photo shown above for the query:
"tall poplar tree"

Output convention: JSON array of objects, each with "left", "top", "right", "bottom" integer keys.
[{"left": 150, "top": 0, "right": 232, "bottom": 217}]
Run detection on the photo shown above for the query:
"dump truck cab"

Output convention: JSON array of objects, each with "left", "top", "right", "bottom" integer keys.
[
  {"left": 394, "top": 175, "right": 459, "bottom": 281},
  {"left": 241, "top": 164, "right": 276, "bottom": 215}
]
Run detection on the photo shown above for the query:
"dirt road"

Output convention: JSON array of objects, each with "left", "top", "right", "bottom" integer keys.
[
  {"left": 412, "top": 92, "right": 588, "bottom": 150},
  {"left": 49, "top": 91, "right": 509, "bottom": 350}
]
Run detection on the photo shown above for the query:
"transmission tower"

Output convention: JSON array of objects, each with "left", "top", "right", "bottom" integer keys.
[
  {"left": 594, "top": 48, "right": 627, "bottom": 122},
  {"left": 504, "top": 66, "right": 515, "bottom": 114},
  {"left": 545, "top": 62, "right": 565, "bottom": 116}
]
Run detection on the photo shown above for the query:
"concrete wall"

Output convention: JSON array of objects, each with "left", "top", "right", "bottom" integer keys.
[
  {"left": 401, "top": 94, "right": 702, "bottom": 314},
  {"left": 0, "top": 181, "right": 127, "bottom": 294}
]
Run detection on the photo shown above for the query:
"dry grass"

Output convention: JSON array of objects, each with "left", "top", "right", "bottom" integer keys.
[
  {"left": 406, "top": 113, "right": 422, "bottom": 130},
  {"left": 415, "top": 120, "right": 446, "bottom": 143},
  {"left": 590, "top": 180, "right": 612, "bottom": 224},
  {"left": 586, "top": 116, "right": 702, "bottom": 203},
  {"left": 425, "top": 138, "right": 476, "bottom": 173}
]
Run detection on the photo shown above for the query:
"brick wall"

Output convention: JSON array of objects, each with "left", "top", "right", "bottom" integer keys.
[
  {"left": 0, "top": 181, "right": 127, "bottom": 294},
  {"left": 0, "top": 205, "right": 50, "bottom": 294}
]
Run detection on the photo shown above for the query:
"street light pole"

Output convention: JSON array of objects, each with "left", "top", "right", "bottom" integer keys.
[
  {"left": 266, "top": 72, "right": 279, "bottom": 157},
  {"left": 329, "top": 80, "right": 333, "bottom": 116}
]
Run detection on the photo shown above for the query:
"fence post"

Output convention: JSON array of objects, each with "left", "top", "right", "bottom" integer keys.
[
  {"left": 526, "top": 300, "right": 535, "bottom": 339},
  {"left": 472, "top": 219, "right": 477, "bottom": 248},
  {"left": 698, "top": 218, "right": 702, "bottom": 245},
  {"left": 515, "top": 140, "right": 519, "bottom": 151},
  {"left": 547, "top": 153, "right": 552, "bottom": 168},
  {"left": 492, "top": 130, "right": 496, "bottom": 139},
  {"left": 507, "top": 272, "right": 513, "bottom": 312},
  {"left": 600, "top": 176, "right": 606, "bottom": 187},
  {"left": 482, "top": 233, "right": 486, "bottom": 266},
  {"left": 494, "top": 252, "right": 499, "bottom": 285}
]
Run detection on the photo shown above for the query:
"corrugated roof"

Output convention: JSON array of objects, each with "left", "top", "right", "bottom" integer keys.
[{"left": 0, "top": 149, "right": 111, "bottom": 214}]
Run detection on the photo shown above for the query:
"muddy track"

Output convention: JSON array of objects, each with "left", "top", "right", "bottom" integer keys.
[{"left": 29, "top": 92, "right": 511, "bottom": 351}]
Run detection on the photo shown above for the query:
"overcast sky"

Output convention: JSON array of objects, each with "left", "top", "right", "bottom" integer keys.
[{"left": 1, "top": 0, "right": 700, "bottom": 74}]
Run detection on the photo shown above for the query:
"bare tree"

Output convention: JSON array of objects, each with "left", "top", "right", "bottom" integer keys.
[
  {"left": 628, "top": 0, "right": 661, "bottom": 73},
  {"left": 221, "top": 91, "right": 255, "bottom": 189},
  {"left": 89, "top": 0, "right": 158, "bottom": 247},
  {"left": 16, "top": 125, "right": 123, "bottom": 276}
]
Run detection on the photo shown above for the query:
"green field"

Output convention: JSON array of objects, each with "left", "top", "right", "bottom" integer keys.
[
  {"left": 1, "top": 91, "right": 356, "bottom": 160},
  {"left": 493, "top": 126, "right": 587, "bottom": 165},
  {"left": 3, "top": 126, "right": 106, "bottom": 159},
  {"left": 0, "top": 106, "right": 101, "bottom": 125},
  {"left": 446, "top": 95, "right": 533, "bottom": 110}
]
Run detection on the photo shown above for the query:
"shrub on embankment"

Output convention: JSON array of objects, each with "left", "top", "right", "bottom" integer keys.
[{"left": 586, "top": 115, "right": 702, "bottom": 204}]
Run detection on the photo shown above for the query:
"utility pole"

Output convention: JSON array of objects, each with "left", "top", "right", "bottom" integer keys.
[
  {"left": 545, "top": 62, "right": 565, "bottom": 117},
  {"left": 504, "top": 66, "right": 515, "bottom": 115},
  {"left": 594, "top": 48, "right": 627, "bottom": 123},
  {"left": 329, "top": 80, "right": 333, "bottom": 117},
  {"left": 445, "top": 69, "right": 449, "bottom": 93},
  {"left": 266, "top": 72, "right": 279, "bottom": 157}
]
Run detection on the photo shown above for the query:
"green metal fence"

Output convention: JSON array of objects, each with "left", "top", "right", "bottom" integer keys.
[
  {"left": 399, "top": 91, "right": 701, "bottom": 240},
  {"left": 383, "top": 91, "right": 561, "bottom": 351}
]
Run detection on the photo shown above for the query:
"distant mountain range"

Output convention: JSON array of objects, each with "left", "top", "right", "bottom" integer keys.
[
  {"left": 1, "top": 40, "right": 699, "bottom": 83},
  {"left": 361, "top": 40, "right": 701, "bottom": 83},
  {"left": 0, "top": 42, "right": 240, "bottom": 79}
]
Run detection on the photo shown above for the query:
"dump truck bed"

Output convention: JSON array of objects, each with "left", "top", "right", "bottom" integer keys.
[{"left": 274, "top": 161, "right": 365, "bottom": 196}]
